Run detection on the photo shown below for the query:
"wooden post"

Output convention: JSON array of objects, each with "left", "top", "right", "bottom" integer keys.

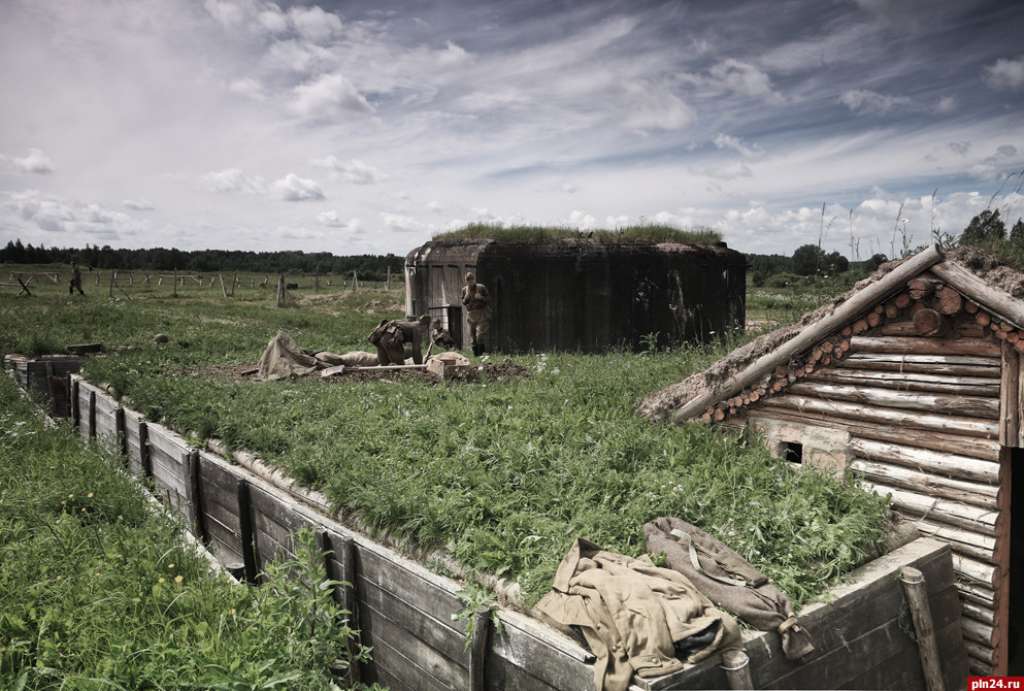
[
  {"left": 219, "top": 273, "right": 229, "bottom": 299},
  {"left": 144, "top": 274, "right": 151, "bottom": 286},
  {"left": 237, "top": 479, "right": 258, "bottom": 583},
  {"left": 468, "top": 608, "right": 491, "bottom": 691},
  {"left": 386, "top": 265, "right": 391, "bottom": 291},
  {"left": 138, "top": 422, "right": 152, "bottom": 478},
  {"left": 186, "top": 451, "right": 206, "bottom": 543},
  {"left": 230, "top": 272, "right": 238, "bottom": 297},
  {"left": 88, "top": 391, "right": 96, "bottom": 439},
  {"left": 899, "top": 566, "right": 945, "bottom": 691},
  {"left": 15, "top": 275, "right": 32, "bottom": 296},
  {"left": 115, "top": 407, "right": 127, "bottom": 462},
  {"left": 71, "top": 379, "right": 80, "bottom": 428},
  {"left": 95, "top": 272, "right": 101, "bottom": 287},
  {"left": 1000, "top": 342, "right": 1019, "bottom": 446},
  {"left": 108, "top": 271, "right": 116, "bottom": 297},
  {"left": 319, "top": 531, "right": 363, "bottom": 684},
  {"left": 128, "top": 272, "right": 134, "bottom": 287},
  {"left": 351, "top": 270, "right": 358, "bottom": 291},
  {"left": 276, "top": 273, "right": 286, "bottom": 307},
  {"left": 721, "top": 650, "right": 754, "bottom": 690},
  {"left": 172, "top": 269, "right": 177, "bottom": 297}
]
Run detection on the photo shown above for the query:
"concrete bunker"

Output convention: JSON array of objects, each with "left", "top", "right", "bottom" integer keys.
[{"left": 405, "top": 234, "right": 747, "bottom": 353}]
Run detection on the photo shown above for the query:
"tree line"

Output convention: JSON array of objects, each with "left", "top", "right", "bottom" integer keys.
[{"left": 0, "top": 241, "right": 404, "bottom": 280}]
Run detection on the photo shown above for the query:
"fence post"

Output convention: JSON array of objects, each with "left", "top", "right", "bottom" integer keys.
[{"left": 276, "top": 273, "right": 287, "bottom": 307}]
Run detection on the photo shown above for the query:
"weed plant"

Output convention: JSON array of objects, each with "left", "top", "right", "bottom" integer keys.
[
  {"left": 0, "top": 285, "right": 889, "bottom": 610},
  {"left": 0, "top": 376, "right": 374, "bottom": 689}
]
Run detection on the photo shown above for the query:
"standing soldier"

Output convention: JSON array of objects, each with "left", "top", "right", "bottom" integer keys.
[
  {"left": 69, "top": 262, "right": 85, "bottom": 296},
  {"left": 368, "top": 314, "right": 431, "bottom": 366},
  {"left": 461, "top": 271, "right": 490, "bottom": 356}
]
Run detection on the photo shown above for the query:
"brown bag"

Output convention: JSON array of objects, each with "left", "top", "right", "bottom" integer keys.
[{"left": 644, "top": 517, "right": 815, "bottom": 661}]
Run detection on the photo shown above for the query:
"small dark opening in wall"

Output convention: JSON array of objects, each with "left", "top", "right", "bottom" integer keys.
[{"left": 782, "top": 442, "right": 803, "bottom": 464}]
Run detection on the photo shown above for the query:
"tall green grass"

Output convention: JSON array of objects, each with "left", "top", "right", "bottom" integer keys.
[
  {"left": 0, "top": 376, "right": 372, "bottom": 689},
  {"left": 1, "top": 286, "right": 890, "bottom": 610}
]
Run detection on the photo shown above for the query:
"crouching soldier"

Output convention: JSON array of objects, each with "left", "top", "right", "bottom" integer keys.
[
  {"left": 368, "top": 314, "right": 431, "bottom": 365},
  {"left": 461, "top": 272, "right": 490, "bottom": 356}
]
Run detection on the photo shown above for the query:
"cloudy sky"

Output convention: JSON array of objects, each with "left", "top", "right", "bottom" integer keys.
[{"left": 1, "top": 0, "right": 1023, "bottom": 258}]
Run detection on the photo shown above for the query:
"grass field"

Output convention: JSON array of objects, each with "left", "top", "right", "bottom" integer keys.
[
  {"left": 0, "top": 374, "right": 372, "bottom": 689},
  {"left": 0, "top": 263, "right": 885, "bottom": 607}
]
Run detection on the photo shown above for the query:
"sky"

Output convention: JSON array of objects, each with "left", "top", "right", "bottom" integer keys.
[{"left": 1, "top": 0, "right": 1023, "bottom": 258}]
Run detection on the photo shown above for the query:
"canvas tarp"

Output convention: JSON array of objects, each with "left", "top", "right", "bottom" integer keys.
[
  {"left": 315, "top": 350, "right": 379, "bottom": 367},
  {"left": 535, "top": 538, "right": 741, "bottom": 691},
  {"left": 256, "top": 331, "right": 321, "bottom": 381},
  {"left": 644, "top": 517, "right": 814, "bottom": 661}
]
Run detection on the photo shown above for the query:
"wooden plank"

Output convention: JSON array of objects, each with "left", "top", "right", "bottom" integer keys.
[
  {"left": 850, "top": 459, "right": 999, "bottom": 509},
  {"left": 837, "top": 354, "right": 1000, "bottom": 377},
  {"left": 849, "top": 437, "right": 999, "bottom": 483},
  {"left": 851, "top": 336, "right": 1001, "bottom": 357},
  {"left": 861, "top": 481, "right": 999, "bottom": 536},
  {"left": 361, "top": 616, "right": 458, "bottom": 691},
  {"left": 319, "top": 530, "right": 364, "bottom": 685},
  {"left": 806, "top": 368, "right": 1000, "bottom": 396},
  {"left": 748, "top": 408, "right": 1002, "bottom": 460},
  {"left": 490, "top": 610, "right": 595, "bottom": 691},
  {"left": 787, "top": 381, "right": 999, "bottom": 418},
  {"left": 145, "top": 423, "right": 190, "bottom": 461},
  {"left": 911, "top": 519, "right": 997, "bottom": 563},
  {"left": 485, "top": 655, "right": 562, "bottom": 691},
  {"left": 237, "top": 479, "right": 258, "bottom": 584},
  {"left": 1001, "top": 342, "right": 1020, "bottom": 446},
  {"left": 355, "top": 576, "right": 466, "bottom": 668},
  {"left": 356, "top": 547, "right": 464, "bottom": 627},
  {"left": 993, "top": 449, "right": 1012, "bottom": 674},
  {"left": 953, "top": 553, "right": 998, "bottom": 588},
  {"left": 762, "top": 395, "right": 999, "bottom": 438},
  {"left": 123, "top": 410, "right": 145, "bottom": 478}
]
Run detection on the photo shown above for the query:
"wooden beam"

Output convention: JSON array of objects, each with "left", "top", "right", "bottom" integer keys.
[
  {"left": 899, "top": 567, "right": 946, "bottom": 691},
  {"left": 671, "top": 245, "right": 944, "bottom": 421},
  {"left": 930, "top": 260, "right": 1024, "bottom": 329},
  {"left": 850, "top": 459, "right": 998, "bottom": 509},
  {"left": 1000, "top": 342, "right": 1020, "bottom": 447},
  {"left": 786, "top": 381, "right": 999, "bottom": 419},
  {"left": 851, "top": 336, "right": 1000, "bottom": 357},
  {"left": 860, "top": 481, "right": 999, "bottom": 536},
  {"left": 806, "top": 368, "right": 1000, "bottom": 397},
  {"left": 761, "top": 395, "right": 999, "bottom": 439}
]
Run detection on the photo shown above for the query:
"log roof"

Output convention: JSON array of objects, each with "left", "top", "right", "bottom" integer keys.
[{"left": 639, "top": 245, "right": 1024, "bottom": 423}]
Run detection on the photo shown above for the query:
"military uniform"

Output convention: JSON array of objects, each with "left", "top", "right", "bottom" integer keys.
[
  {"left": 368, "top": 316, "right": 429, "bottom": 365},
  {"left": 430, "top": 321, "right": 457, "bottom": 350},
  {"left": 69, "top": 264, "right": 85, "bottom": 296},
  {"left": 461, "top": 273, "right": 490, "bottom": 356}
]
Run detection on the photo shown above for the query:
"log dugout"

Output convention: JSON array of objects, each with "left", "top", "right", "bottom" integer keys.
[{"left": 756, "top": 339, "right": 1011, "bottom": 672}]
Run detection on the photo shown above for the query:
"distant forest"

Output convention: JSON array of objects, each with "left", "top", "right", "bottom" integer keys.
[{"left": 0, "top": 240, "right": 404, "bottom": 280}]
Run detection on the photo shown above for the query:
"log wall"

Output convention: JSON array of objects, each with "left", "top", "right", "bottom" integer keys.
[
  {"left": 60, "top": 371, "right": 969, "bottom": 691},
  {"left": 729, "top": 270, "right": 1018, "bottom": 676}
]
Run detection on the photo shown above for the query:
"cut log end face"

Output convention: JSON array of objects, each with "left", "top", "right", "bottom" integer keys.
[
  {"left": 936, "top": 286, "right": 963, "bottom": 315},
  {"left": 867, "top": 312, "right": 882, "bottom": 328},
  {"left": 913, "top": 308, "right": 943, "bottom": 337}
]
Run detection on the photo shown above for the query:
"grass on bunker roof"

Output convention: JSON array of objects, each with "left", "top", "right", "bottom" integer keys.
[
  {"left": 433, "top": 223, "right": 723, "bottom": 246},
  {"left": 0, "top": 276, "right": 888, "bottom": 607}
]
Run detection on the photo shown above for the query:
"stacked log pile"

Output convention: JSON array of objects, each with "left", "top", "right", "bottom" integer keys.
[{"left": 701, "top": 265, "right": 1014, "bottom": 675}]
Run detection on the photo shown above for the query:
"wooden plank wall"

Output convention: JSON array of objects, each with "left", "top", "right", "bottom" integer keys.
[
  {"left": 739, "top": 282, "right": 1011, "bottom": 675},
  {"left": 67, "top": 383, "right": 598, "bottom": 691},
  {"left": 59, "top": 379, "right": 970, "bottom": 691}
]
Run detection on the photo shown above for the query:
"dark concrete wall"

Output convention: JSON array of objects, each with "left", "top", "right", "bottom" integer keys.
[{"left": 406, "top": 241, "right": 746, "bottom": 353}]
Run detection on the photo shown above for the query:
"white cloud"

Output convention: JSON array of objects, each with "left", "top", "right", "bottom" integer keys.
[
  {"left": 606, "top": 214, "right": 630, "bottom": 228},
  {"left": 437, "top": 40, "right": 471, "bottom": 66},
  {"left": 317, "top": 210, "right": 361, "bottom": 230},
  {"left": 228, "top": 77, "right": 266, "bottom": 101},
  {"left": 290, "top": 73, "right": 372, "bottom": 120},
  {"left": 567, "top": 209, "right": 596, "bottom": 230},
  {"left": 622, "top": 84, "right": 695, "bottom": 131},
  {"left": 426, "top": 200, "right": 444, "bottom": 213},
  {"left": 707, "top": 59, "right": 782, "bottom": 102},
  {"left": 561, "top": 182, "right": 578, "bottom": 194},
  {"left": 935, "top": 95, "right": 957, "bottom": 114},
  {"left": 713, "top": 133, "right": 764, "bottom": 159},
  {"left": 697, "top": 161, "right": 754, "bottom": 181},
  {"left": 271, "top": 173, "right": 324, "bottom": 201},
  {"left": 948, "top": 141, "right": 971, "bottom": 156},
  {"left": 2, "top": 189, "right": 141, "bottom": 237},
  {"left": 311, "top": 156, "right": 387, "bottom": 184},
  {"left": 287, "top": 6, "right": 343, "bottom": 44},
  {"left": 123, "top": 199, "right": 155, "bottom": 211},
  {"left": 966, "top": 144, "right": 1021, "bottom": 180},
  {"left": 839, "top": 89, "right": 912, "bottom": 114},
  {"left": 381, "top": 212, "right": 427, "bottom": 232},
  {"left": 203, "top": 0, "right": 244, "bottom": 29},
  {"left": 2, "top": 148, "right": 55, "bottom": 174},
  {"left": 199, "top": 168, "right": 267, "bottom": 195},
  {"left": 983, "top": 55, "right": 1024, "bottom": 91},
  {"left": 257, "top": 8, "right": 289, "bottom": 34}
]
